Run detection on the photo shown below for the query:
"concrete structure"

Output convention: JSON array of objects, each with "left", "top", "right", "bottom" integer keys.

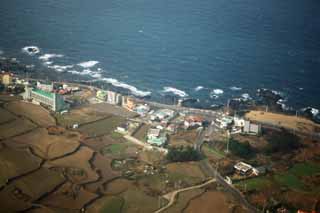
[
  {"left": 216, "top": 116, "right": 233, "bottom": 129},
  {"left": 234, "top": 162, "right": 253, "bottom": 175},
  {"left": 134, "top": 104, "right": 150, "bottom": 116},
  {"left": 243, "top": 120, "right": 261, "bottom": 135},
  {"left": 147, "top": 128, "right": 166, "bottom": 146},
  {"left": 36, "top": 81, "right": 53, "bottom": 92},
  {"left": 106, "top": 90, "right": 121, "bottom": 105},
  {"left": 234, "top": 117, "right": 246, "bottom": 127},
  {"left": 1, "top": 72, "right": 13, "bottom": 85},
  {"left": 22, "top": 87, "right": 68, "bottom": 112},
  {"left": 184, "top": 115, "right": 204, "bottom": 129},
  {"left": 150, "top": 109, "right": 175, "bottom": 122}
]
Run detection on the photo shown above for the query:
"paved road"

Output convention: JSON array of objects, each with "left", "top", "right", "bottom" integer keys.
[
  {"left": 195, "top": 127, "right": 258, "bottom": 213},
  {"left": 154, "top": 178, "right": 216, "bottom": 213}
]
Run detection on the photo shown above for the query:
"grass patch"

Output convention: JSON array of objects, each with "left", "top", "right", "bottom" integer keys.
[
  {"left": 100, "top": 196, "right": 124, "bottom": 213},
  {"left": 202, "top": 144, "right": 225, "bottom": 159},
  {"left": 274, "top": 173, "right": 305, "bottom": 191},
  {"left": 110, "top": 131, "right": 124, "bottom": 140},
  {"left": 101, "top": 143, "right": 127, "bottom": 155},
  {"left": 289, "top": 162, "right": 320, "bottom": 177},
  {"left": 235, "top": 176, "right": 272, "bottom": 191}
]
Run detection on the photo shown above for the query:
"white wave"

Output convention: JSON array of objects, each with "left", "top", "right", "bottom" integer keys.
[
  {"left": 241, "top": 93, "right": 251, "bottom": 100},
  {"left": 48, "top": 64, "right": 74, "bottom": 72},
  {"left": 39, "top": 53, "right": 63, "bottom": 61},
  {"left": 162, "top": 87, "right": 188, "bottom": 97},
  {"left": 299, "top": 87, "right": 304, "bottom": 90},
  {"left": 230, "top": 86, "right": 242, "bottom": 91},
  {"left": 194, "top": 86, "right": 204, "bottom": 92},
  {"left": 212, "top": 89, "right": 224, "bottom": 95},
  {"left": 44, "top": 61, "right": 53, "bottom": 65},
  {"left": 302, "top": 107, "right": 319, "bottom": 116},
  {"left": 102, "top": 78, "right": 151, "bottom": 97},
  {"left": 22, "top": 46, "right": 40, "bottom": 55},
  {"left": 78, "top": 60, "right": 99, "bottom": 68},
  {"left": 67, "top": 70, "right": 81, "bottom": 75}
]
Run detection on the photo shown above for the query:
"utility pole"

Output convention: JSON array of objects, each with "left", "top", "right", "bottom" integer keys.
[{"left": 226, "top": 131, "right": 230, "bottom": 154}]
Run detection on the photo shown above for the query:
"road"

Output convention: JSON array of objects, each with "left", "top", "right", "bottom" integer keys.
[
  {"left": 195, "top": 126, "right": 258, "bottom": 213},
  {"left": 154, "top": 178, "right": 216, "bottom": 213}
]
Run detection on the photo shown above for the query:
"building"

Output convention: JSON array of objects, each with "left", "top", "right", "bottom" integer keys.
[
  {"left": 106, "top": 90, "right": 121, "bottom": 105},
  {"left": 234, "top": 162, "right": 253, "bottom": 175},
  {"left": 243, "top": 120, "right": 261, "bottom": 135},
  {"left": 96, "top": 90, "right": 107, "bottom": 101},
  {"left": 147, "top": 128, "right": 167, "bottom": 146},
  {"left": 1, "top": 72, "right": 13, "bottom": 85},
  {"left": 184, "top": 115, "right": 204, "bottom": 129},
  {"left": 125, "top": 97, "right": 136, "bottom": 110},
  {"left": 233, "top": 117, "right": 245, "bottom": 127},
  {"left": 134, "top": 104, "right": 150, "bottom": 116},
  {"left": 150, "top": 109, "right": 175, "bottom": 122},
  {"left": 36, "top": 81, "right": 53, "bottom": 92},
  {"left": 22, "top": 87, "right": 68, "bottom": 112},
  {"left": 215, "top": 116, "right": 233, "bottom": 129}
]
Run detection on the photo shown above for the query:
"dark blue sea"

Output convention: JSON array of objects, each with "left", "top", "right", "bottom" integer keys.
[{"left": 0, "top": 0, "right": 320, "bottom": 109}]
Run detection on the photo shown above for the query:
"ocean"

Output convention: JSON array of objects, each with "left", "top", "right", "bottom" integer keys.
[{"left": 0, "top": 0, "right": 320, "bottom": 109}]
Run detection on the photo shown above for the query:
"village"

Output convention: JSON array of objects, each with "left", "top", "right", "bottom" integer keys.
[{"left": 0, "top": 71, "right": 320, "bottom": 213}]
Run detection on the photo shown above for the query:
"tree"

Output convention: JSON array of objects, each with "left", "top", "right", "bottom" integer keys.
[
  {"left": 229, "top": 139, "right": 253, "bottom": 158},
  {"left": 166, "top": 146, "right": 201, "bottom": 162},
  {"left": 265, "top": 129, "right": 301, "bottom": 154}
]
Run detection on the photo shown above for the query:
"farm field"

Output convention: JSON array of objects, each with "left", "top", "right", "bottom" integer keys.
[
  {"left": 0, "top": 118, "right": 37, "bottom": 140},
  {"left": 86, "top": 195, "right": 124, "bottom": 213},
  {"left": 0, "top": 147, "right": 42, "bottom": 188},
  {"left": 9, "top": 128, "right": 80, "bottom": 159},
  {"left": 5, "top": 101, "right": 55, "bottom": 127},
  {"left": 0, "top": 107, "right": 16, "bottom": 124}
]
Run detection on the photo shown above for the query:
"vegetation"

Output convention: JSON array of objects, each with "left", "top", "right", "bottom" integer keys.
[
  {"left": 229, "top": 139, "right": 253, "bottom": 158},
  {"left": 265, "top": 129, "right": 301, "bottom": 154},
  {"left": 166, "top": 146, "right": 202, "bottom": 162}
]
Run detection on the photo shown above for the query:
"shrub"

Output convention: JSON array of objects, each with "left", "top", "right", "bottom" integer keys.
[{"left": 166, "top": 146, "right": 201, "bottom": 162}]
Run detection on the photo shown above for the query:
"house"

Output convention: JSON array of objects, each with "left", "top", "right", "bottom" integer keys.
[
  {"left": 147, "top": 128, "right": 166, "bottom": 146},
  {"left": 36, "top": 81, "right": 53, "bottom": 92},
  {"left": 134, "top": 104, "right": 150, "bottom": 116},
  {"left": 22, "top": 86, "right": 69, "bottom": 112},
  {"left": 150, "top": 109, "right": 175, "bottom": 122},
  {"left": 233, "top": 117, "right": 245, "bottom": 127},
  {"left": 166, "top": 124, "right": 177, "bottom": 133},
  {"left": 243, "top": 120, "right": 261, "bottom": 135},
  {"left": 216, "top": 116, "right": 233, "bottom": 129},
  {"left": 234, "top": 162, "right": 253, "bottom": 176},
  {"left": 184, "top": 115, "right": 204, "bottom": 129}
]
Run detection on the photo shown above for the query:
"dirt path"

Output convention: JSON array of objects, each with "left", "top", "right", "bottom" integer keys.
[{"left": 154, "top": 178, "right": 216, "bottom": 213}]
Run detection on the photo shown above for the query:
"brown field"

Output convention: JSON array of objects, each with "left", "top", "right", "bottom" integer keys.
[
  {"left": 169, "top": 129, "right": 199, "bottom": 147},
  {"left": 0, "top": 146, "right": 42, "bottom": 188},
  {"left": 87, "top": 103, "right": 137, "bottom": 118},
  {"left": 104, "top": 178, "right": 134, "bottom": 195},
  {"left": 56, "top": 106, "right": 108, "bottom": 127},
  {"left": 81, "top": 135, "right": 120, "bottom": 151},
  {"left": 0, "top": 107, "right": 16, "bottom": 124},
  {"left": 5, "top": 101, "right": 55, "bottom": 127},
  {"left": 167, "top": 162, "right": 206, "bottom": 182},
  {"left": 40, "top": 181, "right": 98, "bottom": 210},
  {"left": 121, "top": 187, "right": 159, "bottom": 213},
  {"left": 44, "top": 147, "right": 99, "bottom": 184},
  {"left": 0, "top": 94, "right": 21, "bottom": 102},
  {"left": 0, "top": 117, "right": 37, "bottom": 140},
  {"left": 163, "top": 188, "right": 204, "bottom": 213},
  {"left": 9, "top": 128, "right": 80, "bottom": 160},
  {"left": 84, "top": 153, "right": 120, "bottom": 193},
  {"left": 78, "top": 116, "right": 125, "bottom": 137},
  {"left": 0, "top": 167, "right": 65, "bottom": 212},
  {"left": 245, "top": 110, "right": 320, "bottom": 133},
  {"left": 184, "top": 191, "right": 232, "bottom": 213},
  {"left": 132, "top": 124, "right": 149, "bottom": 141}
]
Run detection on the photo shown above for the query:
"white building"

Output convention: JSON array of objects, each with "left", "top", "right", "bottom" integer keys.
[
  {"left": 243, "top": 121, "right": 261, "bottom": 135},
  {"left": 36, "top": 81, "right": 53, "bottom": 92}
]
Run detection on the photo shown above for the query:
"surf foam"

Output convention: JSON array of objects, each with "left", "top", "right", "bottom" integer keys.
[
  {"left": 78, "top": 61, "right": 99, "bottom": 68},
  {"left": 102, "top": 78, "right": 151, "bottom": 97},
  {"left": 163, "top": 87, "right": 188, "bottom": 97},
  {"left": 230, "top": 86, "right": 242, "bottom": 91},
  {"left": 22, "top": 46, "right": 40, "bottom": 55},
  {"left": 39, "top": 53, "right": 64, "bottom": 61},
  {"left": 194, "top": 86, "right": 204, "bottom": 92}
]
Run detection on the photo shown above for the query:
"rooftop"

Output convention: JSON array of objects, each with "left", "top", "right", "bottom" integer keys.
[{"left": 32, "top": 88, "right": 54, "bottom": 99}]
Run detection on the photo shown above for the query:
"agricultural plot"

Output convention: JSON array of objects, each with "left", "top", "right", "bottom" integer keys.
[
  {"left": 40, "top": 181, "right": 98, "bottom": 211},
  {"left": 132, "top": 124, "right": 149, "bottom": 141},
  {"left": 0, "top": 167, "right": 65, "bottom": 212},
  {"left": 0, "top": 147, "right": 42, "bottom": 188},
  {"left": 86, "top": 195, "right": 124, "bottom": 213},
  {"left": 0, "top": 107, "right": 16, "bottom": 124},
  {"left": 5, "top": 101, "right": 55, "bottom": 127},
  {"left": 0, "top": 117, "right": 37, "bottom": 140},
  {"left": 78, "top": 116, "right": 125, "bottom": 137},
  {"left": 9, "top": 128, "right": 80, "bottom": 160},
  {"left": 44, "top": 147, "right": 99, "bottom": 184}
]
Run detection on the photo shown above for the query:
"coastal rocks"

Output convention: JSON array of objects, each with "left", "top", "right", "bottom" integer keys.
[
  {"left": 301, "top": 107, "right": 320, "bottom": 124},
  {"left": 256, "top": 88, "right": 284, "bottom": 112}
]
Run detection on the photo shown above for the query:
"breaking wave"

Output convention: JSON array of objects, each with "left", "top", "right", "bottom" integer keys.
[
  {"left": 102, "top": 78, "right": 151, "bottom": 97},
  {"left": 22, "top": 46, "right": 40, "bottom": 55},
  {"left": 78, "top": 60, "right": 99, "bottom": 68},
  {"left": 194, "top": 86, "right": 204, "bottom": 92},
  {"left": 39, "top": 53, "right": 64, "bottom": 61},
  {"left": 162, "top": 87, "right": 188, "bottom": 97},
  {"left": 230, "top": 86, "right": 242, "bottom": 91},
  {"left": 48, "top": 64, "right": 74, "bottom": 72}
]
